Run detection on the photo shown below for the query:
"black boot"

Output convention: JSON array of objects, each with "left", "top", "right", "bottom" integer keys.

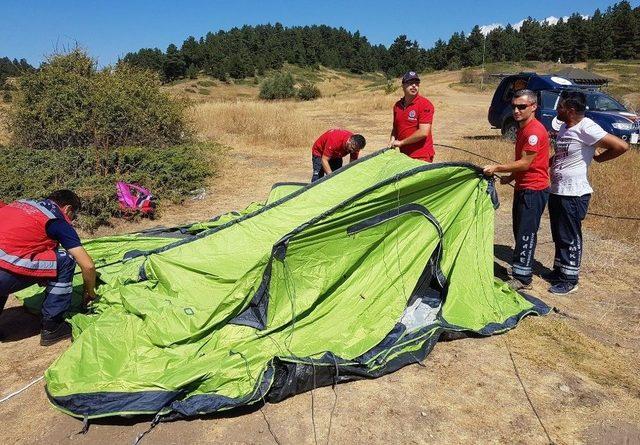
[{"left": 40, "top": 320, "right": 72, "bottom": 346}]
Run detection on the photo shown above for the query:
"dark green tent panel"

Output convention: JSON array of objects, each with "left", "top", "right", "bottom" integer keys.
[{"left": 40, "top": 149, "right": 548, "bottom": 420}]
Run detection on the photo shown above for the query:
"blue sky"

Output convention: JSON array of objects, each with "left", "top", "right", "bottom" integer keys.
[{"left": 2, "top": 0, "right": 637, "bottom": 66}]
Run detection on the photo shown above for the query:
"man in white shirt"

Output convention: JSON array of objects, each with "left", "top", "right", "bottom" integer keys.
[{"left": 546, "top": 91, "right": 628, "bottom": 295}]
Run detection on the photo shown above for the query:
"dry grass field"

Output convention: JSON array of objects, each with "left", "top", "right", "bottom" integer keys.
[{"left": 0, "top": 65, "right": 639, "bottom": 444}]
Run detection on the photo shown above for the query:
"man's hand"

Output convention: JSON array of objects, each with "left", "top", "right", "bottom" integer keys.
[
  {"left": 391, "top": 139, "right": 403, "bottom": 148},
  {"left": 83, "top": 288, "right": 97, "bottom": 306},
  {"left": 68, "top": 246, "right": 97, "bottom": 306},
  {"left": 483, "top": 164, "right": 499, "bottom": 176}
]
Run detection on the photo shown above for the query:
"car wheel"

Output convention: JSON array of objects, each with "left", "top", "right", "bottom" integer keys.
[{"left": 501, "top": 119, "right": 518, "bottom": 142}]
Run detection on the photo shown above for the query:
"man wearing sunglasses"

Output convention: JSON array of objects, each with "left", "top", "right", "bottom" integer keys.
[
  {"left": 0, "top": 189, "right": 97, "bottom": 346},
  {"left": 483, "top": 89, "right": 550, "bottom": 291},
  {"left": 390, "top": 71, "right": 435, "bottom": 162}
]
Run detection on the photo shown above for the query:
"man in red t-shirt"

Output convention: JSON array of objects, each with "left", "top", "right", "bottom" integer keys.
[
  {"left": 483, "top": 89, "right": 550, "bottom": 290},
  {"left": 390, "top": 71, "right": 435, "bottom": 162},
  {"left": 311, "top": 129, "right": 366, "bottom": 182}
]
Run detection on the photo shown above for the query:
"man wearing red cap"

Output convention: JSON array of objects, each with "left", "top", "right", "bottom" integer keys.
[{"left": 390, "top": 71, "right": 436, "bottom": 162}]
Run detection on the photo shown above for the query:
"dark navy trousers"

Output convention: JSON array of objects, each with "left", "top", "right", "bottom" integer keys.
[
  {"left": 311, "top": 156, "right": 343, "bottom": 182},
  {"left": 0, "top": 250, "right": 76, "bottom": 324},
  {"left": 548, "top": 193, "right": 591, "bottom": 285},
  {"left": 512, "top": 188, "right": 550, "bottom": 284}
]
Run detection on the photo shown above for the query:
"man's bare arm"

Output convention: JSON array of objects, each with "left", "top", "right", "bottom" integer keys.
[
  {"left": 483, "top": 151, "right": 537, "bottom": 176},
  {"left": 321, "top": 155, "right": 333, "bottom": 175},
  {"left": 391, "top": 123, "right": 431, "bottom": 147},
  {"left": 67, "top": 246, "right": 97, "bottom": 301},
  {"left": 593, "top": 134, "right": 628, "bottom": 163}
]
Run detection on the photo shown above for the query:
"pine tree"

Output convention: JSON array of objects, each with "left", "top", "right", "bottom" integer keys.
[{"left": 163, "top": 44, "right": 186, "bottom": 81}]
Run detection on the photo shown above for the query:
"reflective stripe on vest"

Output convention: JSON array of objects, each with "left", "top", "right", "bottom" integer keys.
[
  {"left": 0, "top": 247, "right": 57, "bottom": 271},
  {"left": 18, "top": 200, "right": 57, "bottom": 219},
  {"left": 0, "top": 199, "right": 60, "bottom": 277}
]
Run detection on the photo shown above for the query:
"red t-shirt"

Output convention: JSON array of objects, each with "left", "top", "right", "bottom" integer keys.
[
  {"left": 311, "top": 129, "right": 357, "bottom": 160},
  {"left": 392, "top": 94, "right": 435, "bottom": 161},
  {"left": 514, "top": 118, "right": 550, "bottom": 191}
]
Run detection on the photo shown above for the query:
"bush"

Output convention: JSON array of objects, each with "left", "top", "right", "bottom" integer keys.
[
  {"left": 8, "top": 49, "right": 189, "bottom": 150},
  {"left": 297, "top": 82, "right": 321, "bottom": 101},
  {"left": 384, "top": 79, "right": 397, "bottom": 94},
  {"left": 186, "top": 64, "right": 198, "bottom": 79},
  {"left": 0, "top": 143, "right": 219, "bottom": 231},
  {"left": 460, "top": 68, "right": 477, "bottom": 84},
  {"left": 259, "top": 73, "right": 295, "bottom": 100},
  {"left": 197, "top": 79, "right": 216, "bottom": 87}
]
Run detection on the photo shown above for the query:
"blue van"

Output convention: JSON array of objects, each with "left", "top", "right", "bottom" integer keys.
[{"left": 488, "top": 73, "right": 639, "bottom": 144}]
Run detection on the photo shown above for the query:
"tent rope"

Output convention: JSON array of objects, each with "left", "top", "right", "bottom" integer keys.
[
  {"left": 131, "top": 414, "right": 161, "bottom": 445},
  {"left": 309, "top": 357, "right": 319, "bottom": 445},
  {"left": 503, "top": 336, "right": 555, "bottom": 444},
  {"left": 0, "top": 375, "right": 43, "bottom": 404},
  {"left": 325, "top": 356, "right": 339, "bottom": 445},
  {"left": 434, "top": 143, "right": 640, "bottom": 221},
  {"left": 231, "top": 350, "right": 282, "bottom": 445}
]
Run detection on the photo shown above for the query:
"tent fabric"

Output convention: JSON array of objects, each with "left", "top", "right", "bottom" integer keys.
[
  {"left": 14, "top": 183, "right": 301, "bottom": 315},
  {"left": 41, "top": 149, "right": 549, "bottom": 420}
]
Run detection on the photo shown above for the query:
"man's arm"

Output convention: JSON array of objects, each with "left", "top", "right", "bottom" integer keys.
[
  {"left": 593, "top": 134, "right": 628, "bottom": 163},
  {"left": 321, "top": 155, "right": 333, "bottom": 175},
  {"left": 483, "top": 151, "right": 537, "bottom": 179},
  {"left": 67, "top": 246, "right": 97, "bottom": 302},
  {"left": 391, "top": 123, "right": 431, "bottom": 148}
]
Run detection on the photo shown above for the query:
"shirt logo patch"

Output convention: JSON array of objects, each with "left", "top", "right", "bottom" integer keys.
[
  {"left": 528, "top": 135, "right": 538, "bottom": 146},
  {"left": 408, "top": 110, "right": 417, "bottom": 120}
]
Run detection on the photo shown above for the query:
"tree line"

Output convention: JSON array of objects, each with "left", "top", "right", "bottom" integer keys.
[
  {"left": 1, "top": 1, "right": 639, "bottom": 86},
  {"left": 0, "top": 57, "right": 35, "bottom": 87}
]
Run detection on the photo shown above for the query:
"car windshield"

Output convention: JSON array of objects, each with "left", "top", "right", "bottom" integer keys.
[{"left": 586, "top": 93, "right": 626, "bottom": 112}]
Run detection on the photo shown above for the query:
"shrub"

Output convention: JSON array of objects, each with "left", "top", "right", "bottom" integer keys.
[
  {"left": 186, "top": 64, "right": 198, "bottom": 79},
  {"left": 297, "top": 82, "right": 321, "bottom": 101},
  {"left": 8, "top": 49, "right": 189, "bottom": 150},
  {"left": 197, "top": 79, "right": 216, "bottom": 87},
  {"left": 384, "top": 79, "right": 397, "bottom": 94},
  {"left": 259, "top": 73, "right": 296, "bottom": 100},
  {"left": 0, "top": 143, "right": 219, "bottom": 231},
  {"left": 460, "top": 68, "right": 477, "bottom": 84}
]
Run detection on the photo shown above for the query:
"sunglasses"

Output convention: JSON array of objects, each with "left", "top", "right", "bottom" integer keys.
[{"left": 511, "top": 103, "right": 532, "bottom": 110}]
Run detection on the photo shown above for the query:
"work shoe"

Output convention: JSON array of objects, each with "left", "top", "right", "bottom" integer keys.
[
  {"left": 40, "top": 322, "right": 72, "bottom": 346},
  {"left": 541, "top": 269, "right": 562, "bottom": 283},
  {"left": 549, "top": 282, "right": 578, "bottom": 295},
  {"left": 506, "top": 278, "right": 532, "bottom": 291}
]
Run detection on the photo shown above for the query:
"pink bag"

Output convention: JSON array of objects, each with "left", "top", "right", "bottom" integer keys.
[{"left": 116, "top": 181, "right": 155, "bottom": 216}]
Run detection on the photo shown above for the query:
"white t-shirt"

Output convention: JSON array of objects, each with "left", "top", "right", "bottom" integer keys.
[{"left": 550, "top": 117, "right": 607, "bottom": 196}]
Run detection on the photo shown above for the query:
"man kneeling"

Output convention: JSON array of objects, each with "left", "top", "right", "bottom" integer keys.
[{"left": 0, "top": 190, "right": 96, "bottom": 345}]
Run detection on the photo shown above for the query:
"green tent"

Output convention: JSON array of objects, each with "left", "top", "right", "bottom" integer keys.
[{"left": 41, "top": 149, "right": 548, "bottom": 420}]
